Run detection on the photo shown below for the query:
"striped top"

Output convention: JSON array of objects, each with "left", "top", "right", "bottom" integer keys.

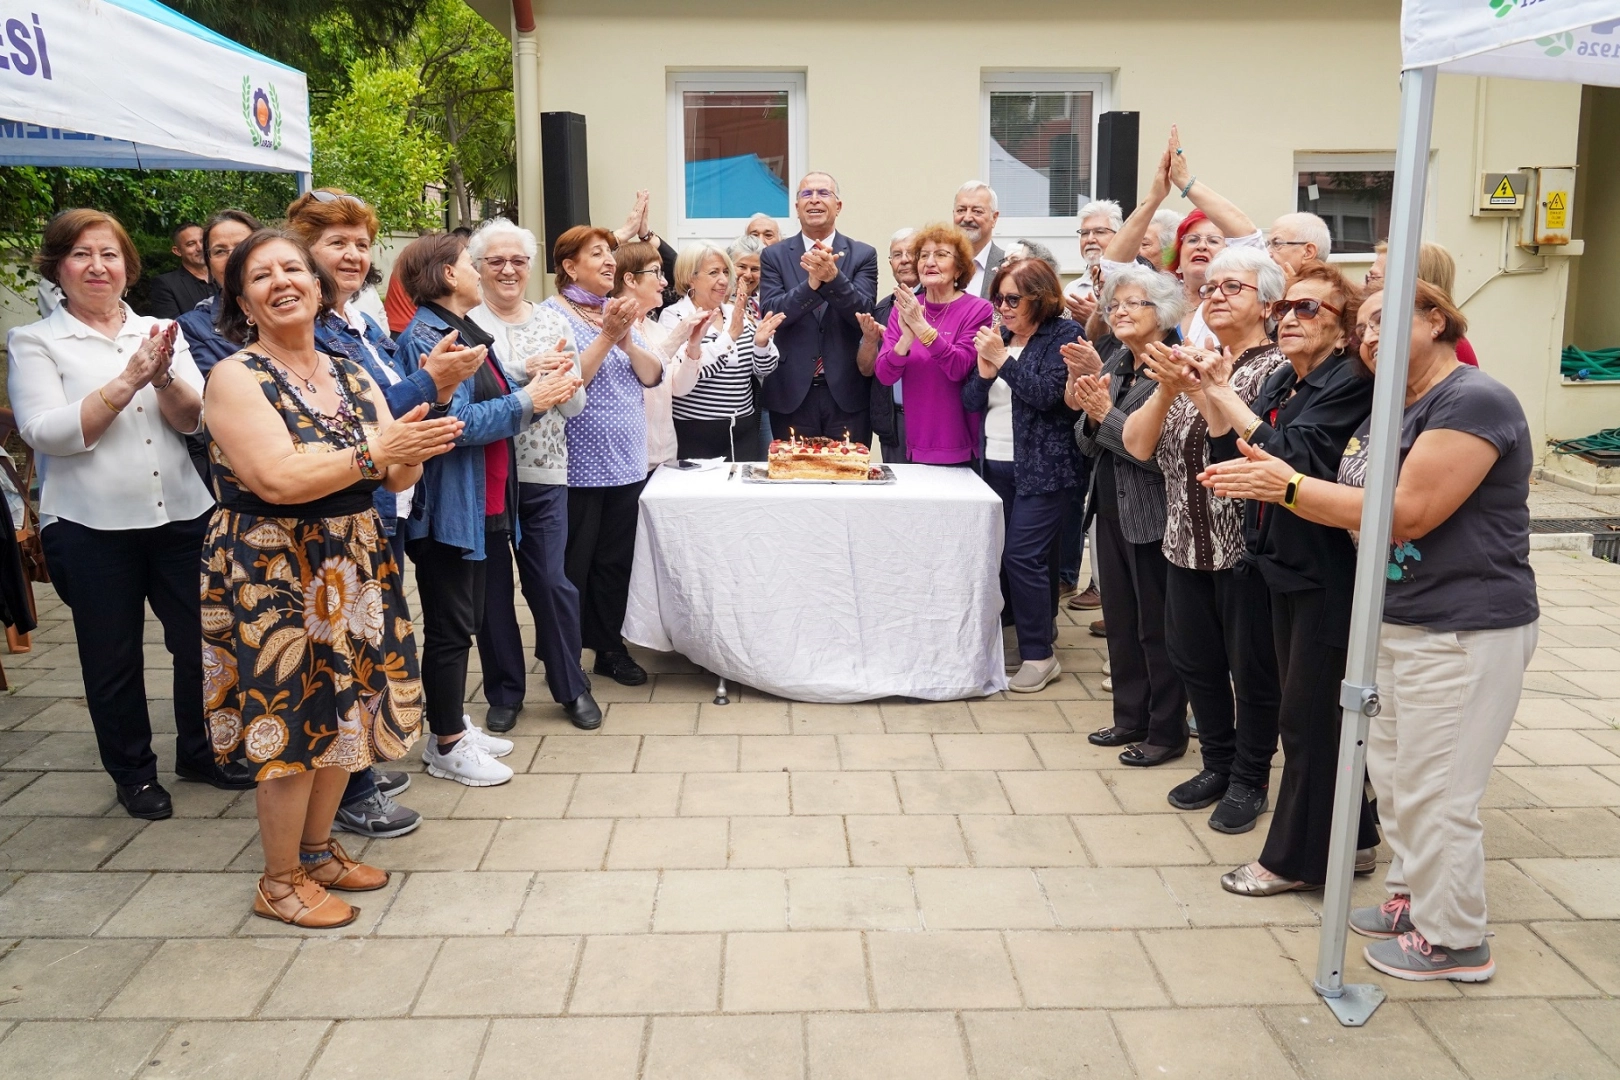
[{"left": 658, "top": 296, "right": 779, "bottom": 421}]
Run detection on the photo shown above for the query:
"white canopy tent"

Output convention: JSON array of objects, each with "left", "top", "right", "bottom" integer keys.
[
  {"left": 1316, "top": 0, "right": 1620, "bottom": 1029},
  {"left": 0, "top": 0, "right": 310, "bottom": 185}
]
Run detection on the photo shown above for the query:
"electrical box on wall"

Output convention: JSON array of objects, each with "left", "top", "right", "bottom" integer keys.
[
  {"left": 1518, "top": 166, "right": 1577, "bottom": 250},
  {"left": 1476, "top": 171, "right": 1527, "bottom": 214}
]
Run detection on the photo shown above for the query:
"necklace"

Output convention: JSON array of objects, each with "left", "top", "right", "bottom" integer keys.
[
  {"left": 564, "top": 296, "right": 604, "bottom": 324},
  {"left": 256, "top": 342, "right": 324, "bottom": 394}
]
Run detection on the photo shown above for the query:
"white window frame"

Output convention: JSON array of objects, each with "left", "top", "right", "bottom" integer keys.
[
  {"left": 981, "top": 70, "right": 1113, "bottom": 274},
  {"left": 1293, "top": 151, "right": 1435, "bottom": 263},
  {"left": 667, "top": 70, "right": 806, "bottom": 245}
]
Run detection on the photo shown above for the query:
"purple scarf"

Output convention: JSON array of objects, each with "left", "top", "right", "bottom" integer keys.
[{"left": 561, "top": 283, "right": 607, "bottom": 308}]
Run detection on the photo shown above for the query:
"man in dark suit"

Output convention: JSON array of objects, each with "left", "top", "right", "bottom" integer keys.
[
  {"left": 145, "top": 222, "right": 215, "bottom": 319},
  {"left": 759, "top": 172, "right": 879, "bottom": 443},
  {"left": 856, "top": 228, "right": 919, "bottom": 464},
  {"left": 954, "top": 180, "right": 1004, "bottom": 299}
]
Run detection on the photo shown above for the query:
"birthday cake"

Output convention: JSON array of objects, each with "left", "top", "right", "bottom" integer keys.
[{"left": 766, "top": 435, "right": 873, "bottom": 480}]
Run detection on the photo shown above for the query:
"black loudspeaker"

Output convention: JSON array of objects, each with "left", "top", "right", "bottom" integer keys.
[
  {"left": 541, "top": 111, "right": 590, "bottom": 273},
  {"left": 1096, "top": 111, "right": 1140, "bottom": 209}
]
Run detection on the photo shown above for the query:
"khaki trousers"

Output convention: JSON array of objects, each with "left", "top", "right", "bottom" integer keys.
[{"left": 1367, "top": 619, "right": 1538, "bottom": 949}]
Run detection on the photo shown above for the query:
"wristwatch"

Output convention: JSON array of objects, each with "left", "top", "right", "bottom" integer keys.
[{"left": 1283, "top": 472, "right": 1306, "bottom": 510}]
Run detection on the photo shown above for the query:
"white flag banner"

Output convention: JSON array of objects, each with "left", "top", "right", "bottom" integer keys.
[
  {"left": 0, "top": 0, "right": 310, "bottom": 173},
  {"left": 1403, "top": 0, "right": 1620, "bottom": 85}
]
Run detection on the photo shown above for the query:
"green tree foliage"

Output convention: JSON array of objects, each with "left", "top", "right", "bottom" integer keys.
[{"left": 312, "top": 62, "right": 450, "bottom": 234}]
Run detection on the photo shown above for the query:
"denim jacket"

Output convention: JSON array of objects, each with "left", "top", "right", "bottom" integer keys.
[
  {"left": 175, "top": 296, "right": 238, "bottom": 377},
  {"left": 961, "top": 317, "right": 1085, "bottom": 497},
  {"left": 394, "top": 306, "right": 533, "bottom": 560}
]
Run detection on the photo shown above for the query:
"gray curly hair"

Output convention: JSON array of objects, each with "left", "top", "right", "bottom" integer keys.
[{"left": 1101, "top": 264, "right": 1187, "bottom": 332}]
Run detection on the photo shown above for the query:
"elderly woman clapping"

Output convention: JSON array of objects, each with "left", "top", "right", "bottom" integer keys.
[
  {"left": 963, "top": 258, "right": 1084, "bottom": 693},
  {"left": 1200, "top": 281, "right": 1536, "bottom": 983},
  {"left": 658, "top": 242, "right": 784, "bottom": 461},
  {"left": 1183, "top": 260, "right": 1380, "bottom": 897},
  {"left": 1118, "top": 246, "right": 1288, "bottom": 834},
  {"left": 1069, "top": 265, "right": 1189, "bottom": 766}
]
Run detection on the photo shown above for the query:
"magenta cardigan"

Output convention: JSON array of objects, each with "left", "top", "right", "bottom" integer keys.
[{"left": 874, "top": 292, "right": 994, "bottom": 463}]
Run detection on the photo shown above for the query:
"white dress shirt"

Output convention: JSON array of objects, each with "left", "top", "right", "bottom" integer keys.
[
  {"left": 6, "top": 302, "right": 214, "bottom": 530},
  {"left": 967, "top": 246, "right": 991, "bottom": 300}
]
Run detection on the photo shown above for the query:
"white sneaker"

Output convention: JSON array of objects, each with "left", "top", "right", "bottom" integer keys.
[
  {"left": 1100, "top": 676, "right": 1113, "bottom": 694},
  {"left": 424, "top": 736, "right": 514, "bottom": 787},
  {"left": 1009, "top": 657, "right": 1062, "bottom": 693},
  {"left": 460, "top": 713, "right": 514, "bottom": 758},
  {"left": 1102, "top": 659, "right": 1111, "bottom": 676}
]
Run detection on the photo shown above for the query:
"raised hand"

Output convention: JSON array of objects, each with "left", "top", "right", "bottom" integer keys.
[
  {"left": 1167, "top": 125, "right": 1192, "bottom": 193},
  {"left": 1141, "top": 341, "right": 1200, "bottom": 396},
  {"left": 801, "top": 246, "right": 841, "bottom": 285},
  {"left": 1064, "top": 289, "right": 1096, "bottom": 325},
  {"left": 855, "top": 311, "right": 884, "bottom": 342},
  {"left": 371, "top": 403, "right": 464, "bottom": 468},
  {"left": 1060, "top": 338, "right": 1103, "bottom": 379},
  {"left": 753, "top": 311, "right": 786, "bottom": 348},
  {"left": 616, "top": 189, "right": 651, "bottom": 244},
  {"left": 973, "top": 324, "right": 1008, "bottom": 372},
  {"left": 1073, "top": 373, "right": 1113, "bottom": 424},
  {"left": 600, "top": 296, "right": 639, "bottom": 342},
  {"left": 122, "top": 322, "right": 179, "bottom": 390},
  {"left": 1183, "top": 344, "right": 1234, "bottom": 390},
  {"left": 422, "top": 331, "right": 488, "bottom": 397}
]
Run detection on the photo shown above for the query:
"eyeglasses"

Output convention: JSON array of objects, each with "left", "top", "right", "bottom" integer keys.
[
  {"left": 629, "top": 267, "right": 666, "bottom": 279},
  {"left": 1077, "top": 228, "right": 1117, "bottom": 239},
  {"left": 1181, "top": 234, "right": 1224, "bottom": 249},
  {"left": 1270, "top": 297, "right": 1342, "bottom": 321},
  {"left": 1105, "top": 298, "right": 1158, "bottom": 315},
  {"left": 311, "top": 190, "right": 367, "bottom": 206},
  {"left": 992, "top": 293, "right": 1024, "bottom": 309},
  {"left": 479, "top": 256, "right": 531, "bottom": 270},
  {"left": 1364, "top": 271, "right": 1384, "bottom": 287},
  {"left": 798, "top": 187, "right": 836, "bottom": 200},
  {"left": 1198, "top": 280, "right": 1259, "bottom": 300},
  {"left": 1352, "top": 310, "right": 1383, "bottom": 342},
  {"left": 1266, "top": 238, "right": 1310, "bottom": 251}
]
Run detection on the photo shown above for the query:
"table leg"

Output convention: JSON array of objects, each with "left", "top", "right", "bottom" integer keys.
[{"left": 713, "top": 675, "right": 729, "bottom": 706}]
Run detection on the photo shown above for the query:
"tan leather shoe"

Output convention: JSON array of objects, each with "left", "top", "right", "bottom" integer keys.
[
  {"left": 253, "top": 867, "right": 359, "bottom": 928},
  {"left": 300, "top": 838, "right": 390, "bottom": 892}
]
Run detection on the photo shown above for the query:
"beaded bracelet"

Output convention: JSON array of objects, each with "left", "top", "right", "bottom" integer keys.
[{"left": 354, "top": 440, "right": 383, "bottom": 480}]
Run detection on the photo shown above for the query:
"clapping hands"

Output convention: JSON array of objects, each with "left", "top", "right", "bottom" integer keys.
[
  {"left": 973, "top": 324, "right": 1007, "bottom": 379},
  {"left": 855, "top": 310, "right": 884, "bottom": 343},
  {"left": 1059, "top": 338, "right": 1103, "bottom": 380},
  {"left": 800, "top": 245, "right": 842, "bottom": 285},
  {"left": 1067, "top": 373, "right": 1113, "bottom": 424}
]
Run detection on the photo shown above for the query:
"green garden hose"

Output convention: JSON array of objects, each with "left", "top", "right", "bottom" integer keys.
[
  {"left": 1549, "top": 426, "right": 1620, "bottom": 456},
  {"left": 1561, "top": 345, "right": 1620, "bottom": 382}
]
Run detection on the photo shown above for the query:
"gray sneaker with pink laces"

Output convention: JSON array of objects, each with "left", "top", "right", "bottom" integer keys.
[
  {"left": 1364, "top": 931, "right": 1494, "bottom": 982},
  {"left": 1349, "top": 894, "right": 1415, "bottom": 939}
]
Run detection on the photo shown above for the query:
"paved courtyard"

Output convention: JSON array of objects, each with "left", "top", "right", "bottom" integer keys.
[{"left": 0, "top": 501, "right": 1617, "bottom": 1078}]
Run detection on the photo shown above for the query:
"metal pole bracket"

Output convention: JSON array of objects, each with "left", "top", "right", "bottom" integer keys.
[
  {"left": 1315, "top": 981, "right": 1386, "bottom": 1027},
  {"left": 1339, "top": 681, "right": 1381, "bottom": 717}
]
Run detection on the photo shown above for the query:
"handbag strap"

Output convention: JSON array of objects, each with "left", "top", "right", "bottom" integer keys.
[{"left": 2, "top": 446, "right": 38, "bottom": 532}]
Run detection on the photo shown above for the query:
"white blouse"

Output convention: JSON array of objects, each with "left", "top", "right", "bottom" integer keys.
[{"left": 6, "top": 302, "right": 214, "bottom": 530}]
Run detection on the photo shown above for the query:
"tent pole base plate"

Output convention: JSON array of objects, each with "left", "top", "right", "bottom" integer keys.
[{"left": 1315, "top": 982, "right": 1385, "bottom": 1027}]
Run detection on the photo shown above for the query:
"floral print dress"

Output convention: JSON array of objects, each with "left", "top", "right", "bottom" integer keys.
[{"left": 201, "top": 352, "right": 423, "bottom": 780}]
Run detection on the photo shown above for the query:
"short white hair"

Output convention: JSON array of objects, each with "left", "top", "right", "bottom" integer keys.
[
  {"left": 1101, "top": 264, "right": 1187, "bottom": 332},
  {"left": 1078, "top": 199, "right": 1124, "bottom": 231},
  {"left": 1207, "top": 246, "right": 1287, "bottom": 306},
  {"left": 746, "top": 213, "right": 779, "bottom": 231},
  {"left": 1148, "top": 210, "right": 1184, "bottom": 250},
  {"left": 796, "top": 171, "right": 840, "bottom": 197},
  {"left": 956, "top": 180, "right": 998, "bottom": 212},
  {"left": 1271, "top": 212, "right": 1333, "bottom": 257},
  {"left": 468, "top": 217, "right": 538, "bottom": 263},
  {"left": 888, "top": 227, "right": 917, "bottom": 248},
  {"left": 727, "top": 233, "right": 765, "bottom": 262}
]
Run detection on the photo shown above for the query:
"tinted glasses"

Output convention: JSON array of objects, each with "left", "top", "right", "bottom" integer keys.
[{"left": 1270, "top": 298, "right": 1342, "bottom": 321}]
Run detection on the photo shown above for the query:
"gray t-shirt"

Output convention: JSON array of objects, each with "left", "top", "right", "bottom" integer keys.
[{"left": 1336, "top": 364, "right": 1538, "bottom": 632}]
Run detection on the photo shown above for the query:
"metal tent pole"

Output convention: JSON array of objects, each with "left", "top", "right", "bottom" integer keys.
[
  {"left": 297, "top": 172, "right": 313, "bottom": 196},
  {"left": 1313, "top": 62, "right": 1437, "bottom": 1029}
]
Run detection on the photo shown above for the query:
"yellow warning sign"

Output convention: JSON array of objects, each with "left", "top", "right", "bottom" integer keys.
[
  {"left": 1546, "top": 191, "right": 1568, "bottom": 230},
  {"left": 1490, "top": 175, "right": 1517, "bottom": 204}
]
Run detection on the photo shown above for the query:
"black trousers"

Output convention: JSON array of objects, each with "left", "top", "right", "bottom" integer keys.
[
  {"left": 1164, "top": 564, "right": 1281, "bottom": 789},
  {"left": 41, "top": 512, "right": 212, "bottom": 786},
  {"left": 1259, "top": 587, "right": 1381, "bottom": 884},
  {"left": 565, "top": 478, "right": 646, "bottom": 657},
  {"left": 477, "top": 483, "right": 589, "bottom": 707},
  {"left": 879, "top": 405, "right": 907, "bottom": 466},
  {"left": 674, "top": 410, "right": 762, "bottom": 462},
  {"left": 771, "top": 381, "right": 872, "bottom": 445},
  {"left": 1094, "top": 509, "right": 1187, "bottom": 747},
  {"left": 408, "top": 536, "right": 488, "bottom": 738}
]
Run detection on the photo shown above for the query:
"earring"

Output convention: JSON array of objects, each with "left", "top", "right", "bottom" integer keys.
[{"left": 246, "top": 316, "right": 256, "bottom": 327}]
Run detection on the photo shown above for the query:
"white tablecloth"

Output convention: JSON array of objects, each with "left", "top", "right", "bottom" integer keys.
[{"left": 624, "top": 463, "right": 1008, "bottom": 703}]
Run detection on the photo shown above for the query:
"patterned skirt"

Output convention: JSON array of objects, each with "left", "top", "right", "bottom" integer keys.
[{"left": 200, "top": 508, "right": 423, "bottom": 779}]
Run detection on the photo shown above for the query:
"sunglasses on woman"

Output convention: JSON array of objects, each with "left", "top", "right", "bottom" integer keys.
[
  {"left": 1269, "top": 297, "right": 1342, "bottom": 321},
  {"left": 992, "top": 293, "right": 1024, "bottom": 309}
]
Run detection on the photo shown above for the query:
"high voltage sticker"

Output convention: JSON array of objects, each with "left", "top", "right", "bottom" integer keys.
[
  {"left": 1546, "top": 191, "right": 1568, "bottom": 230},
  {"left": 1489, "top": 175, "right": 1517, "bottom": 205}
]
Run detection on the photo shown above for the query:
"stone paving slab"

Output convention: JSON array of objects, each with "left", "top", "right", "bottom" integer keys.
[{"left": 0, "top": 549, "right": 1615, "bottom": 1076}]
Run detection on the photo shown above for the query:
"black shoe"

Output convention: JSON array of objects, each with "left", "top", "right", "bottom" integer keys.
[
  {"left": 1088, "top": 725, "right": 1149, "bottom": 747},
  {"left": 116, "top": 781, "right": 173, "bottom": 820},
  {"left": 592, "top": 652, "right": 647, "bottom": 686},
  {"left": 563, "top": 690, "right": 603, "bottom": 730},
  {"left": 1167, "top": 769, "right": 1229, "bottom": 810},
  {"left": 485, "top": 703, "right": 522, "bottom": 734},
  {"left": 1209, "top": 781, "right": 1269, "bottom": 834},
  {"left": 1118, "top": 741, "right": 1188, "bottom": 767},
  {"left": 174, "top": 758, "right": 257, "bottom": 791}
]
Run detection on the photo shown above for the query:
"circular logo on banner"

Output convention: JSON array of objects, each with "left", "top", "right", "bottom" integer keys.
[{"left": 242, "top": 77, "right": 283, "bottom": 150}]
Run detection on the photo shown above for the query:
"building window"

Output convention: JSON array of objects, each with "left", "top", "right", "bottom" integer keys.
[
  {"left": 981, "top": 72, "right": 1111, "bottom": 271},
  {"left": 668, "top": 72, "right": 805, "bottom": 239},
  {"left": 1295, "top": 153, "right": 1396, "bottom": 256}
]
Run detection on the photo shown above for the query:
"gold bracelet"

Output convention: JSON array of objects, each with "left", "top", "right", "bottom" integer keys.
[
  {"left": 97, "top": 387, "right": 124, "bottom": 414},
  {"left": 1241, "top": 415, "right": 1263, "bottom": 441},
  {"left": 918, "top": 326, "right": 939, "bottom": 346}
]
